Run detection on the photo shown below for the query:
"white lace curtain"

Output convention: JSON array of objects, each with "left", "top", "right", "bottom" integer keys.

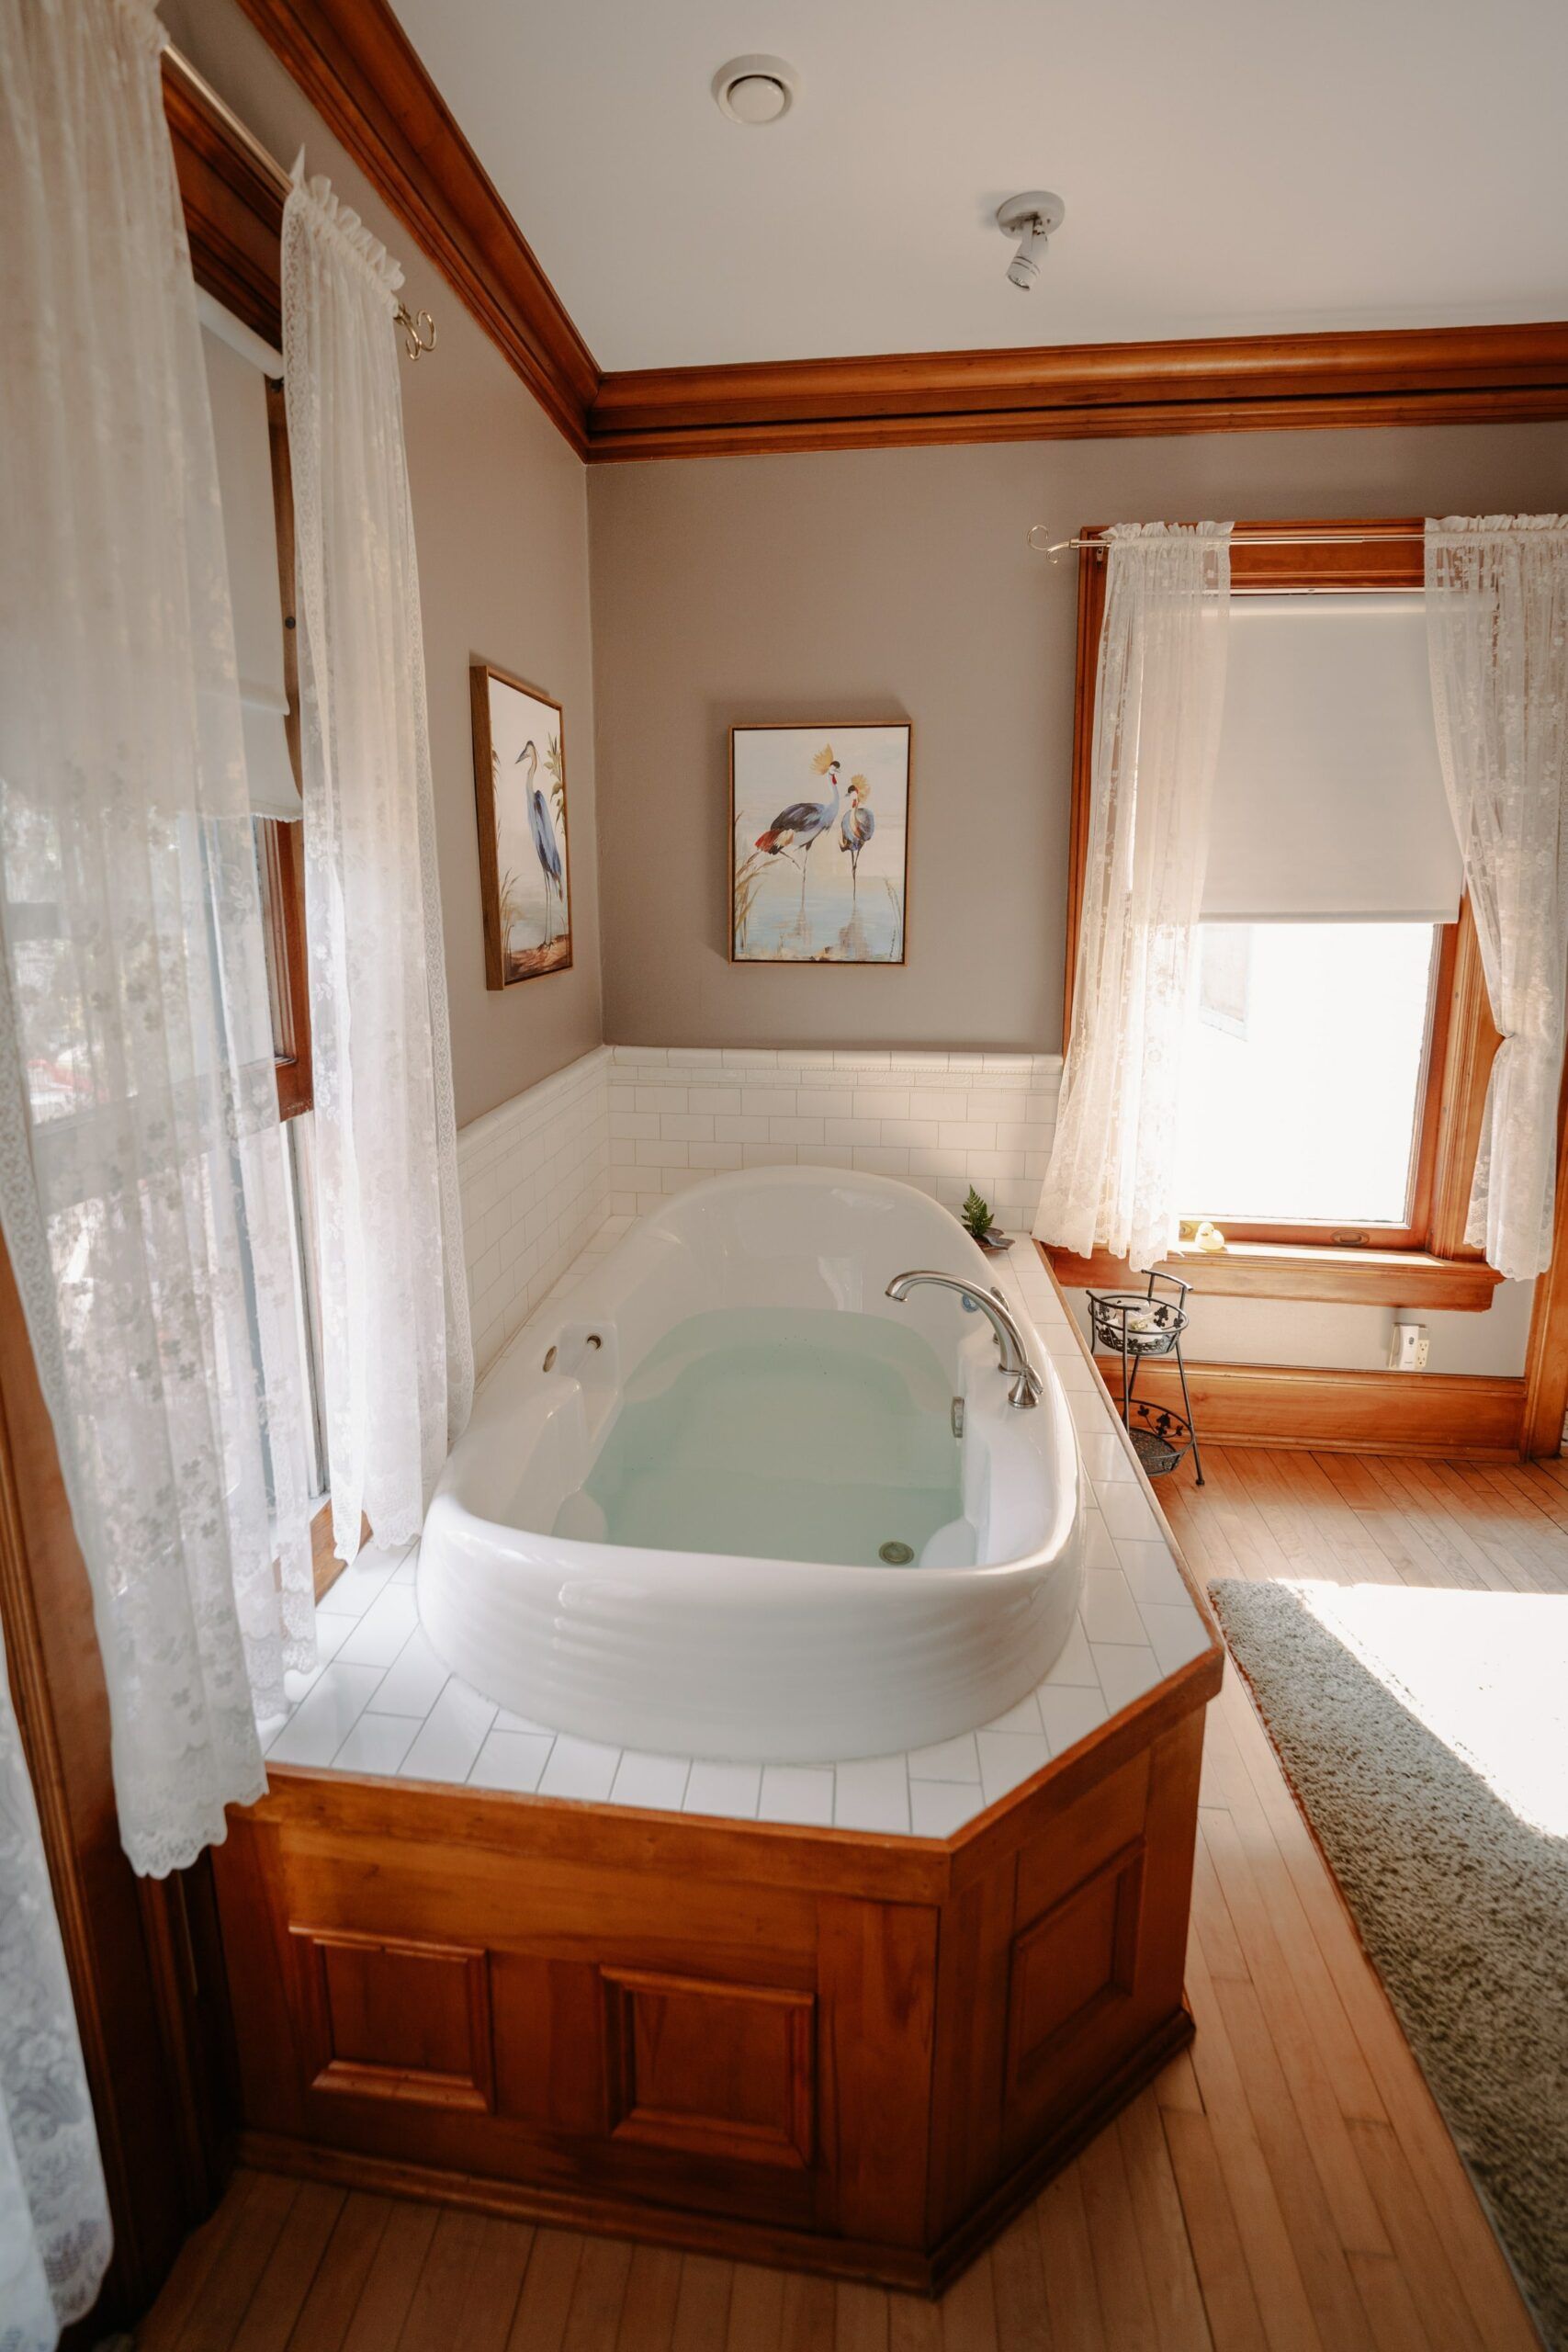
[
  {"left": 1427, "top": 517, "right": 1568, "bottom": 1282},
  {"left": 1033, "top": 524, "right": 1233, "bottom": 1268},
  {"left": 0, "top": 0, "right": 323, "bottom": 2330},
  {"left": 282, "top": 171, "right": 472, "bottom": 1561},
  {"left": 0, "top": 0, "right": 317, "bottom": 1884}
]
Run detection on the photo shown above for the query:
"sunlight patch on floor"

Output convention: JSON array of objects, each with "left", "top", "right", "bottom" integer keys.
[{"left": 1280, "top": 1579, "right": 1568, "bottom": 1837}]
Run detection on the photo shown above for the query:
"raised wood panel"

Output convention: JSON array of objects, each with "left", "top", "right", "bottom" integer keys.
[
  {"left": 586, "top": 323, "right": 1568, "bottom": 460},
  {"left": 209, "top": 1671, "right": 1212, "bottom": 2291},
  {"left": 1089, "top": 1356, "right": 1527, "bottom": 1460},
  {"left": 230, "top": 0, "right": 597, "bottom": 453},
  {"left": 603, "top": 1969, "right": 814, "bottom": 2170},
  {"left": 292, "top": 1927, "right": 494, "bottom": 2112},
  {"left": 1007, "top": 1841, "right": 1145, "bottom": 2095}
]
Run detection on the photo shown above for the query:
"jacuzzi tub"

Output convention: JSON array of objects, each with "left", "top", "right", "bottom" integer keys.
[{"left": 418, "top": 1167, "right": 1085, "bottom": 1762}]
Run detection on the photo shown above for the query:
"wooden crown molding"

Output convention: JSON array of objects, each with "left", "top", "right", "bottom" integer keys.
[
  {"left": 585, "top": 321, "right": 1568, "bottom": 462},
  {"left": 199, "top": 8, "right": 1568, "bottom": 468},
  {"left": 230, "top": 0, "right": 599, "bottom": 456}
]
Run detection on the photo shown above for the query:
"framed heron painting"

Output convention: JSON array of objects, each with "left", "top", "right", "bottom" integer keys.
[
  {"left": 729, "top": 721, "right": 911, "bottom": 964},
  {"left": 470, "top": 662, "right": 572, "bottom": 987}
]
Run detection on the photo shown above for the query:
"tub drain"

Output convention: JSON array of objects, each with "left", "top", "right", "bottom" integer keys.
[{"left": 878, "top": 1540, "right": 915, "bottom": 1565}]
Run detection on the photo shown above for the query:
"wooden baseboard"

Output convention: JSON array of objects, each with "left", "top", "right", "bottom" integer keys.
[{"left": 1091, "top": 1357, "right": 1527, "bottom": 1460}]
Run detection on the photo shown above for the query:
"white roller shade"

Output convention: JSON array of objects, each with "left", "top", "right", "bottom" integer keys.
[
  {"left": 200, "top": 312, "right": 301, "bottom": 820},
  {"left": 1202, "top": 593, "right": 1461, "bottom": 922}
]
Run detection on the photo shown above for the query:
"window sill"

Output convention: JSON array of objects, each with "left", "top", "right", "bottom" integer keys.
[{"left": 1042, "top": 1239, "right": 1502, "bottom": 1312}]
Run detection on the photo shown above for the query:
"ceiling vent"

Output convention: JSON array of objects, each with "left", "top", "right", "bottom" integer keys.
[{"left": 712, "top": 55, "right": 799, "bottom": 126}]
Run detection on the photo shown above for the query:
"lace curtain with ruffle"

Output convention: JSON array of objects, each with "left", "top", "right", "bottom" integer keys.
[
  {"left": 1033, "top": 524, "right": 1233, "bottom": 1269},
  {"left": 0, "top": 0, "right": 316, "bottom": 1886},
  {"left": 282, "top": 172, "right": 472, "bottom": 1561},
  {"left": 1426, "top": 517, "right": 1568, "bottom": 1281},
  {"left": 0, "top": 0, "right": 321, "bottom": 2328}
]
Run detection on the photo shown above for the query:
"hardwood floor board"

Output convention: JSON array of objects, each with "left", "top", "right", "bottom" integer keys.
[
  {"left": 281, "top": 2192, "right": 395, "bottom": 2352},
  {"left": 936, "top": 2252, "right": 998, "bottom": 2349},
  {"left": 1154, "top": 2049, "right": 1206, "bottom": 2116},
  {"left": 175, "top": 2170, "right": 300, "bottom": 2352},
  {"left": 832, "top": 2278, "right": 890, "bottom": 2352},
  {"left": 230, "top": 2183, "right": 344, "bottom": 2352},
  {"left": 1210, "top": 1678, "right": 1392, "bottom": 2126},
  {"left": 1308, "top": 1453, "right": 1389, "bottom": 1514},
  {"left": 1190, "top": 1821, "right": 1251, "bottom": 1984},
  {"left": 1374, "top": 1459, "right": 1523, "bottom": 1591},
  {"left": 508, "top": 2230, "right": 586, "bottom": 2352},
  {"left": 393, "top": 2207, "right": 487, "bottom": 2352},
  {"left": 1197, "top": 1808, "right": 1393, "bottom": 2251},
  {"left": 1032, "top": 2169, "right": 1107, "bottom": 2352},
  {"left": 1345, "top": 2253, "right": 1434, "bottom": 2352},
  {"left": 1182, "top": 1939, "right": 1327, "bottom": 2352},
  {"left": 1159, "top": 2109, "right": 1270, "bottom": 2352},
  {"left": 1344, "top": 2120, "right": 1499, "bottom": 2352},
  {"left": 1190, "top": 1941, "right": 1376, "bottom": 2352},
  {"left": 339, "top": 2201, "right": 439, "bottom": 2352},
  {"left": 1116, "top": 2089, "right": 1213, "bottom": 2350},
  {"left": 1076, "top": 2123, "right": 1161, "bottom": 2351},
  {"left": 137, "top": 2169, "right": 273, "bottom": 2352},
  {"left": 725, "top": 2261, "right": 787, "bottom": 2352},
  {"left": 671, "top": 2254, "right": 735, "bottom": 2351},
  {"left": 614, "top": 2245, "right": 683, "bottom": 2352},
  {"left": 987, "top": 2208, "right": 1051, "bottom": 2351},
  {"left": 780, "top": 2273, "right": 838, "bottom": 2352},
  {"left": 565, "top": 2236, "right": 635, "bottom": 2352}
]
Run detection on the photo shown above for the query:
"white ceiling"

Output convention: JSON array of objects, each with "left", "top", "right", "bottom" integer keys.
[{"left": 391, "top": 0, "right": 1568, "bottom": 374}]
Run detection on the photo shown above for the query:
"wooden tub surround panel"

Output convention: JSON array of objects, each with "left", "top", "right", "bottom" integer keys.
[{"left": 209, "top": 1645, "right": 1218, "bottom": 2295}]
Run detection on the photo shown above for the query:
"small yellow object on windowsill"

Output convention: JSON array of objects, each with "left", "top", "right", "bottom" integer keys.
[{"left": 1190, "top": 1219, "right": 1227, "bottom": 1254}]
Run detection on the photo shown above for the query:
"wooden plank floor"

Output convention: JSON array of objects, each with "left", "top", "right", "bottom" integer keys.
[{"left": 137, "top": 1444, "right": 1561, "bottom": 2352}]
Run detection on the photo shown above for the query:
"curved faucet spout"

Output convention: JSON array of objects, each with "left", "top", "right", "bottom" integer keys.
[{"left": 885, "top": 1270, "right": 1043, "bottom": 1409}]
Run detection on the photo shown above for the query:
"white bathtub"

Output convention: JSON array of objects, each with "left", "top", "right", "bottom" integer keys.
[{"left": 418, "top": 1168, "right": 1085, "bottom": 1763}]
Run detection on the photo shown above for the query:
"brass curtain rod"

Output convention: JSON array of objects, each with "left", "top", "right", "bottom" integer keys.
[
  {"left": 165, "top": 42, "right": 436, "bottom": 361},
  {"left": 1028, "top": 526, "right": 1427, "bottom": 557}
]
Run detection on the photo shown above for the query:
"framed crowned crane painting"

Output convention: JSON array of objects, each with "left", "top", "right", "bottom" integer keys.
[
  {"left": 470, "top": 662, "right": 572, "bottom": 987},
  {"left": 730, "top": 722, "right": 911, "bottom": 964}
]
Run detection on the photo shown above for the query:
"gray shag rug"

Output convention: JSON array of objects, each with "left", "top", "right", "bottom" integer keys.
[{"left": 1211, "top": 1577, "right": 1568, "bottom": 2350}]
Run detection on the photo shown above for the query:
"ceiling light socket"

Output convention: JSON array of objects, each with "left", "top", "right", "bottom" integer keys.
[
  {"left": 996, "top": 190, "right": 1066, "bottom": 288},
  {"left": 713, "top": 54, "right": 799, "bottom": 126}
]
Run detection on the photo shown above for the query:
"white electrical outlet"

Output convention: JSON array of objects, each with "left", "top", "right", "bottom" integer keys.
[{"left": 1390, "top": 1316, "right": 1429, "bottom": 1372}]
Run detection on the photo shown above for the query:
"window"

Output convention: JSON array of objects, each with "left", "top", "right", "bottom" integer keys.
[
  {"left": 203, "top": 309, "right": 329, "bottom": 1508},
  {"left": 1174, "top": 921, "right": 1448, "bottom": 1245},
  {"left": 1054, "top": 518, "right": 1502, "bottom": 1303}
]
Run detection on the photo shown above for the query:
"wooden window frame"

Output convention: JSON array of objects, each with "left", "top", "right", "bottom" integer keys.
[
  {"left": 1053, "top": 518, "right": 1503, "bottom": 1310},
  {"left": 260, "top": 379, "right": 313, "bottom": 1122}
]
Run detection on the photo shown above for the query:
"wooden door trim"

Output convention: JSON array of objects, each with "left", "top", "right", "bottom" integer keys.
[
  {"left": 1521, "top": 1052, "right": 1568, "bottom": 1455},
  {"left": 584, "top": 322, "right": 1568, "bottom": 461},
  {"left": 226, "top": 0, "right": 598, "bottom": 455}
]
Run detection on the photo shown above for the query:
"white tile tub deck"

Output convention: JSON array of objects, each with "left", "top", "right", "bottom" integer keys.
[{"left": 262, "top": 1219, "right": 1215, "bottom": 1837}]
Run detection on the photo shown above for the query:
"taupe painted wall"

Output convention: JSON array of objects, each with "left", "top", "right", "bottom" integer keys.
[
  {"left": 588, "top": 422, "right": 1568, "bottom": 1052},
  {"left": 161, "top": 0, "right": 602, "bottom": 1125}
]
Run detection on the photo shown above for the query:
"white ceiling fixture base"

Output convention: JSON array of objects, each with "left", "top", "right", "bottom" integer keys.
[
  {"left": 712, "top": 55, "right": 799, "bottom": 126},
  {"left": 996, "top": 191, "right": 1066, "bottom": 289}
]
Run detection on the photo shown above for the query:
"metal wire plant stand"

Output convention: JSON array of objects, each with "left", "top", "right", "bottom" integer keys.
[{"left": 1085, "top": 1268, "right": 1204, "bottom": 1484}]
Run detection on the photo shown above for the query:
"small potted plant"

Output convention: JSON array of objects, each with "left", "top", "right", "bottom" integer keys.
[{"left": 961, "top": 1185, "right": 1011, "bottom": 1253}]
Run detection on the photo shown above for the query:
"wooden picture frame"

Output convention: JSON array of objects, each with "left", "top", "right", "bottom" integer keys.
[
  {"left": 729, "top": 721, "right": 911, "bottom": 966},
  {"left": 470, "top": 661, "right": 573, "bottom": 988}
]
